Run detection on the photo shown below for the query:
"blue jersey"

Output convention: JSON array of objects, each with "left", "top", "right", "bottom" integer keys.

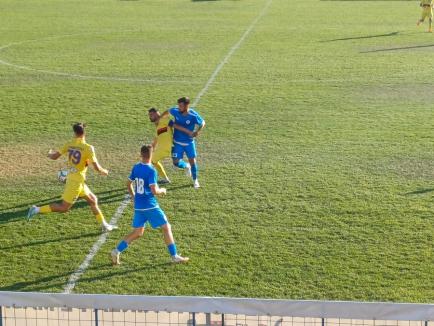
[
  {"left": 128, "top": 163, "right": 159, "bottom": 210},
  {"left": 169, "top": 107, "right": 204, "bottom": 144}
]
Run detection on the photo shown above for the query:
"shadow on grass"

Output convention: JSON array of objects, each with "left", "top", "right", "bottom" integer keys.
[
  {"left": 322, "top": 31, "right": 399, "bottom": 42},
  {"left": 1, "top": 232, "right": 100, "bottom": 251},
  {"left": 361, "top": 44, "right": 434, "bottom": 53},
  {"left": 404, "top": 188, "right": 434, "bottom": 196},
  {"left": 0, "top": 187, "right": 125, "bottom": 212},
  {"left": 0, "top": 262, "right": 172, "bottom": 292},
  {"left": 167, "top": 183, "right": 193, "bottom": 191},
  {"left": 0, "top": 188, "right": 127, "bottom": 224}
]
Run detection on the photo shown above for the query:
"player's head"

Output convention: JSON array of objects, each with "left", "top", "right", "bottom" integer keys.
[
  {"left": 177, "top": 97, "right": 190, "bottom": 113},
  {"left": 140, "top": 144, "right": 153, "bottom": 162},
  {"left": 148, "top": 107, "right": 160, "bottom": 123},
  {"left": 72, "top": 122, "right": 86, "bottom": 137}
]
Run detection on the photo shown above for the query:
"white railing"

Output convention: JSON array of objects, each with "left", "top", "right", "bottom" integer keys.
[{"left": 0, "top": 291, "right": 433, "bottom": 326}]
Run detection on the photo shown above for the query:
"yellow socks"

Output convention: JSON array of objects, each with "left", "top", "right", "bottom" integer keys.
[
  {"left": 96, "top": 213, "right": 105, "bottom": 224},
  {"left": 153, "top": 161, "right": 168, "bottom": 180},
  {"left": 39, "top": 205, "right": 52, "bottom": 213}
]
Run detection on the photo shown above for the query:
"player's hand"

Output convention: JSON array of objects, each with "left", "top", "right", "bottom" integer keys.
[
  {"left": 100, "top": 169, "right": 109, "bottom": 176},
  {"left": 47, "top": 149, "right": 56, "bottom": 158},
  {"left": 159, "top": 188, "right": 167, "bottom": 196},
  {"left": 192, "top": 131, "right": 199, "bottom": 138}
]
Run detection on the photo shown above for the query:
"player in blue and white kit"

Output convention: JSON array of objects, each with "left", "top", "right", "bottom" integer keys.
[
  {"left": 110, "top": 145, "right": 189, "bottom": 265},
  {"left": 169, "top": 96, "right": 206, "bottom": 189}
]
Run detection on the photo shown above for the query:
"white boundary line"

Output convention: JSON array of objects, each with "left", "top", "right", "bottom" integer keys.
[
  {"left": 62, "top": 0, "right": 273, "bottom": 294},
  {"left": 192, "top": 0, "right": 273, "bottom": 107},
  {"left": 0, "top": 31, "right": 196, "bottom": 84},
  {"left": 63, "top": 194, "right": 130, "bottom": 294}
]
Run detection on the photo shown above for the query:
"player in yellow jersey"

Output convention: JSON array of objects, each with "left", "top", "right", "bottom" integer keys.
[
  {"left": 417, "top": 0, "right": 433, "bottom": 33},
  {"left": 27, "top": 123, "right": 116, "bottom": 232},
  {"left": 148, "top": 107, "right": 173, "bottom": 184}
]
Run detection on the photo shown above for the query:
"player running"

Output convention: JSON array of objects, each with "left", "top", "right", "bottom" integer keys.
[
  {"left": 27, "top": 123, "right": 116, "bottom": 232},
  {"left": 110, "top": 145, "right": 189, "bottom": 265},
  {"left": 417, "top": 0, "right": 433, "bottom": 32},
  {"left": 169, "top": 97, "right": 205, "bottom": 189},
  {"left": 148, "top": 107, "right": 173, "bottom": 185}
]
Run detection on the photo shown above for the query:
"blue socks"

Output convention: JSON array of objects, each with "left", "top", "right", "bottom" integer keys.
[
  {"left": 117, "top": 241, "right": 177, "bottom": 257},
  {"left": 191, "top": 164, "right": 198, "bottom": 180},
  {"left": 167, "top": 243, "right": 177, "bottom": 256},
  {"left": 174, "top": 160, "right": 187, "bottom": 169},
  {"left": 116, "top": 240, "right": 128, "bottom": 253}
]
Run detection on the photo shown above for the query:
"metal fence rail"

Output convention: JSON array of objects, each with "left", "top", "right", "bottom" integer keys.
[{"left": 0, "top": 291, "right": 433, "bottom": 326}]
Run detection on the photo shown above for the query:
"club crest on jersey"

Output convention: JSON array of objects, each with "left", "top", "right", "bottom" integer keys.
[{"left": 186, "top": 120, "right": 191, "bottom": 125}]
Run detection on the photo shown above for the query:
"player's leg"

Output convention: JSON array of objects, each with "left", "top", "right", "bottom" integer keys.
[
  {"left": 418, "top": 9, "right": 426, "bottom": 26},
  {"left": 111, "top": 227, "right": 145, "bottom": 265},
  {"left": 47, "top": 201, "right": 73, "bottom": 213},
  {"left": 28, "top": 200, "right": 73, "bottom": 219},
  {"left": 81, "top": 186, "right": 116, "bottom": 232},
  {"left": 429, "top": 9, "right": 433, "bottom": 32},
  {"left": 172, "top": 143, "right": 190, "bottom": 173},
  {"left": 149, "top": 208, "right": 189, "bottom": 263},
  {"left": 152, "top": 149, "right": 171, "bottom": 184},
  {"left": 186, "top": 142, "right": 200, "bottom": 189},
  {"left": 110, "top": 210, "right": 147, "bottom": 265},
  {"left": 419, "top": 9, "right": 428, "bottom": 26},
  {"left": 27, "top": 179, "right": 79, "bottom": 219}
]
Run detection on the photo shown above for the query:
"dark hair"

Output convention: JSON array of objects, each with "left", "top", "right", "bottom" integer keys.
[
  {"left": 177, "top": 97, "right": 190, "bottom": 105},
  {"left": 148, "top": 107, "right": 158, "bottom": 113},
  {"left": 140, "top": 145, "right": 153, "bottom": 158},
  {"left": 72, "top": 122, "right": 86, "bottom": 136}
]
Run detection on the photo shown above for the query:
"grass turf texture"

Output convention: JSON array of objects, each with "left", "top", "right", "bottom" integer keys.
[{"left": 0, "top": 0, "right": 433, "bottom": 302}]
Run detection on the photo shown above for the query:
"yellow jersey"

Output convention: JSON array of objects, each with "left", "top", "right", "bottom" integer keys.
[
  {"left": 421, "top": 0, "right": 433, "bottom": 6},
  {"left": 59, "top": 138, "right": 97, "bottom": 182},
  {"left": 155, "top": 115, "right": 173, "bottom": 152}
]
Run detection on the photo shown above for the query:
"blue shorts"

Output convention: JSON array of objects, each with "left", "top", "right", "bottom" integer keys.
[
  {"left": 172, "top": 142, "right": 197, "bottom": 160},
  {"left": 132, "top": 208, "right": 168, "bottom": 229}
]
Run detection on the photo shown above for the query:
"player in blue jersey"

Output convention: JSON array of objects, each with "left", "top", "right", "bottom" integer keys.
[
  {"left": 169, "top": 96, "right": 206, "bottom": 189},
  {"left": 110, "top": 145, "right": 189, "bottom": 265}
]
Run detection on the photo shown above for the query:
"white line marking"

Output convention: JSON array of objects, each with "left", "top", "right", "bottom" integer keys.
[
  {"left": 192, "top": 0, "right": 273, "bottom": 107},
  {"left": 0, "top": 58, "right": 191, "bottom": 84},
  {"left": 62, "top": 0, "right": 272, "bottom": 293},
  {"left": 63, "top": 194, "right": 130, "bottom": 294},
  {"left": 0, "top": 31, "right": 197, "bottom": 84}
]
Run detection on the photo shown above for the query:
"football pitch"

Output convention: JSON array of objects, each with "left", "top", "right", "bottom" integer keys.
[{"left": 0, "top": 0, "right": 433, "bottom": 302}]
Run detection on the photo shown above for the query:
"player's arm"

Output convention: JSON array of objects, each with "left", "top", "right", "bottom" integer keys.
[
  {"left": 150, "top": 184, "right": 167, "bottom": 196},
  {"left": 88, "top": 146, "right": 109, "bottom": 176},
  {"left": 47, "top": 150, "right": 62, "bottom": 160},
  {"left": 127, "top": 179, "right": 135, "bottom": 204},
  {"left": 192, "top": 121, "right": 206, "bottom": 138},
  {"left": 92, "top": 161, "right": 109, "bottom": 176},
  {"left": 151, "top": 137, "right": 158, "bottom": 149},
  {"left": 48, "top": 143, "right": 68, "bottom": 160},
  {"left": 170, "top": 122, "right": 194, "bottom": 137},
  {"left": 149, "top": 169, "right": 166, "bottom": 196}
]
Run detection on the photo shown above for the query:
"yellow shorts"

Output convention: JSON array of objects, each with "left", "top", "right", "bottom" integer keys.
[
  {"left": 152, "top": 147, "right": 171, "bottom": 163},
  {"left": 62, "top": 178, "right": 91, "bottom": 204},
  {"left": 421, "top": 7, "right": 433, "bottom": 20}
]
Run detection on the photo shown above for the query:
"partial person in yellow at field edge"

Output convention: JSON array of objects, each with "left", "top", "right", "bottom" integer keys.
[{"left": 417, "top": 0, "right": 433, "bottom": 33}]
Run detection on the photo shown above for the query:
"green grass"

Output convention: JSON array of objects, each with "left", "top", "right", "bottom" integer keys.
[{"left": 1, "top": 0, "right": 434, "bottom": 302}]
